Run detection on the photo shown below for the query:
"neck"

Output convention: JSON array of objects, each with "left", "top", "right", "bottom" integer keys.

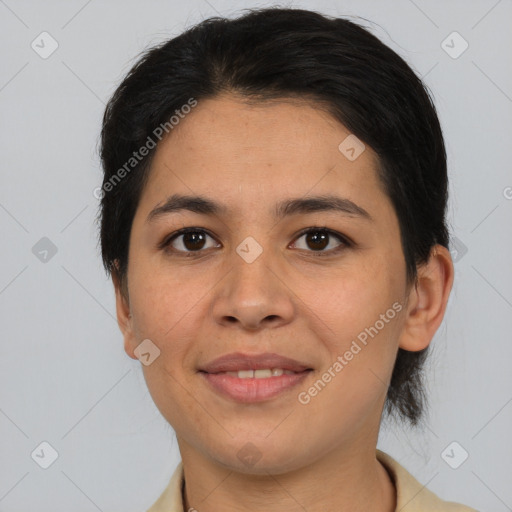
[{"left": 179, "top": 441, "right": 396, "bottom": 512}]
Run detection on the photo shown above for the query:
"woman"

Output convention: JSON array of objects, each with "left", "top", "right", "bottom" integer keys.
[{"left": 97, "top": 7, "right": 478, "bottom": 512}]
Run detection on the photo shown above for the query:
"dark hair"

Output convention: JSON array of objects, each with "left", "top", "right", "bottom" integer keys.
[{"left": 97, "top": 7, "right": 449, "bottom": 428}]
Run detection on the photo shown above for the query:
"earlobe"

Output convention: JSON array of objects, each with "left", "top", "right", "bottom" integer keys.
[{"left": 398, "top": 245, "right": 454, "bottom": 352}]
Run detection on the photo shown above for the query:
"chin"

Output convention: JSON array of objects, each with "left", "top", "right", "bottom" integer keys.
[{"left": 207, "top": 439, "right": 311, "bottom": 476}]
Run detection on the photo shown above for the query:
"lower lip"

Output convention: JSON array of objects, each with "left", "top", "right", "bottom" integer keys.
[{"left": 200, "top": 371, "right": 312, "bottom": 403}]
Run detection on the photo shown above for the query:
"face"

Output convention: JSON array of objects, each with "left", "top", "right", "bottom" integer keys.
[{"left": 115, "top": 94, "right": 423, "bottom": 474}]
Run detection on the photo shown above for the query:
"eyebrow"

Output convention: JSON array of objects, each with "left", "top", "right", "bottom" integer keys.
[{"left": 146, "top": 193, "right": 373, "bottom": 223}]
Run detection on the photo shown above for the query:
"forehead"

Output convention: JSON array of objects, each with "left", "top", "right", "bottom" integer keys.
[{"left": 144, "top": 94, "right": 385, "bottom": 202}]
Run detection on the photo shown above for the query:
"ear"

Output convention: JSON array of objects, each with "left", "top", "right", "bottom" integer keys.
[
  {"left": 398, "top": 244, "right": 454, "bottom": 352},
  {"left": 112, "top": 261, "right": 138, "bottom": 360}
]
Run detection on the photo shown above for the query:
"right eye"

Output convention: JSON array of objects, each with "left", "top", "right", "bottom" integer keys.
[
  {"left": 159, "top": 228, "right": 218, "bottom": 256},
  {"left": 161, "top": 228, "right": 221, "bottom": 255}
]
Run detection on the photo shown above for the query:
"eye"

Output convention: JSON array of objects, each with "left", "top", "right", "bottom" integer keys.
[
  {"left": 160, "top": 228, "right": 220, "bottom": 254},
  {"left": 290, "top": 227, "right": 351, "bottom": 255},
  {"left": 160, "top": 226, "right": 352, "bottom": 257}
]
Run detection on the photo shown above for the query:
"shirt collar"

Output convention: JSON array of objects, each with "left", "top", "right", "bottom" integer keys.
[{"left": 146, "top": 449, "right": 473, "bottom": 512}]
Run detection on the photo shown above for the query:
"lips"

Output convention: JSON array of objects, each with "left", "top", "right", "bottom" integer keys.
[{"left": 198, "top": 352, "right": 313, "bottom": 374}]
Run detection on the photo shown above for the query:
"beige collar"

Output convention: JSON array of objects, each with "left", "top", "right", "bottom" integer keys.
[{"left": 147, "top": 449, "right": 477, "bottom": 511}]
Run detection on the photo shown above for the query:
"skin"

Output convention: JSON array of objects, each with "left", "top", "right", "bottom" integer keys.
[{"left": 113, "top": 94, "right": 454, "bottom": 512}]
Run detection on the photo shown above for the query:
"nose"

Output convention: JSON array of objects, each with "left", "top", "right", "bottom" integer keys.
[{"left": 211, "top": 247, "right": 296, "bottom": 331}]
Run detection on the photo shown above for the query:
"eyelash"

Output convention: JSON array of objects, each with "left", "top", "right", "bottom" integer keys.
[{"left": 159, "top": 226, "right": 353, "bottom": 258}]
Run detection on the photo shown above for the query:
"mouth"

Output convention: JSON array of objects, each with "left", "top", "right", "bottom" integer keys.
[
  {"left": 214, "top": 368, "right": 302, "bottom": 378},
  {"left": 198, "top": 352, "right": 313, "bottom": 403},
  {"left": 199, "top": 370, "right": 313, "bottom": 403}
]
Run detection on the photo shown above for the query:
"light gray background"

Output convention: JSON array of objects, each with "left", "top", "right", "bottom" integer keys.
[{"left": 1, "top": 0, "right": 511, "bottom": 510}]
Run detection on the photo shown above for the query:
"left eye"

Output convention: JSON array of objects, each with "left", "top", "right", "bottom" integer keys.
[{"left": 291, "top": 228, "right": 349, "bottom": 254}]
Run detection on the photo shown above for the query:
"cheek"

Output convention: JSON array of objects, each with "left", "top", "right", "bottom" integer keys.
[
  {"left": 298, "top": 282, "right": 401, "bottom": 432},
  {"left": 301, "top": 261, "right": 400, "bottom": 346},
  {"left": 128, "top": 264, "right": 204, "bottom": 341},
  {"left": 128, "top": 267, "right": 208, "bottom": 397},
  {"left": 131, "top": 273, "right": 201, "bottom": 425}
]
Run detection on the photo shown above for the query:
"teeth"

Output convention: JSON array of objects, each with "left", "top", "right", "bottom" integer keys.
[{"left": 224, "top": 368, "right": 296, "bottom": 378}]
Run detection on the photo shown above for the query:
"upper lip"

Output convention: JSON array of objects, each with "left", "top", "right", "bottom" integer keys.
[{"left": 199, "top": 352, "right": 313, "bottom": 374}]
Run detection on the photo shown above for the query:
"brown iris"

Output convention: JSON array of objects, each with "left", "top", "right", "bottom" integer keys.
[
  {"left": 182, "top": 231, "right": 207, "bottom": 251},
  {"left": 305, "top": 230, "right": 329, "bottom": 251}
]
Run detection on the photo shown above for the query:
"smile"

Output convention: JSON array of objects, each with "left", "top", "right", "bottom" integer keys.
[
  {"left": 200, "top": 369, "right": 312, "bottom": 403},
  {"left": 223, "top": 368, "right": 296, "bottom": 378}
]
